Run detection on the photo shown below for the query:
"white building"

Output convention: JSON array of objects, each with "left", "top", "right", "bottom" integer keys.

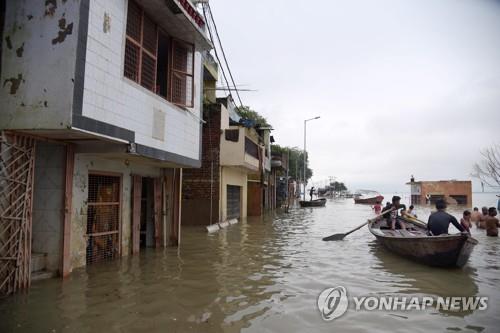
[{"left": 0, "top": 0, "right": 211, "bottom": 295}]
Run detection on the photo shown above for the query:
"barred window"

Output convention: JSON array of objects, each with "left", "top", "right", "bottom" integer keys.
[
  {"left": 171, "top": 39, "right": 194, "bottom": 107},
  {"left": 124, "top": 0, "right": 157, "bottom": 91},
  {"left": 225, "top": 129, "right": 239, "bottom": 142},
  {"left": 124, "top": 1, "right": 195, "bottom": 108},
  {"left": 245, "top": 137, "right": 259, "bottom": 160}
]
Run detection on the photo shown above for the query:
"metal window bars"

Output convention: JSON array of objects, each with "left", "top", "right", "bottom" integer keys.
[
  {"left": 86, "top": 174, "right": 121, "bottom": 265},
  {"left": 0, "top": 133, "right": 36, "bottom": 297}
]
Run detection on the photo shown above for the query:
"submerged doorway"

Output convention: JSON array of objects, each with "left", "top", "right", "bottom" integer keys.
[
  {"left": 86, "top": 174, "right": 121, "bottom": 265},
  {"left": 132, "top": 176, "right": 162, "bottom": 254},
  {"left": 140, "top": 178, "right": 155, "bottom": 248}
]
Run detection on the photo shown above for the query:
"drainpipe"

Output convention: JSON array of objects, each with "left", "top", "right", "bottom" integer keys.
[{"left": 178, "top": 168, "right": 183, "bottom": 246}]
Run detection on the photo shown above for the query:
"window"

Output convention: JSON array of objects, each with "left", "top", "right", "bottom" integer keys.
[
  {"left": 225, "top": 129, "right": 239, "bottom": 142},
  {"left": 245, "top": 137, "right": 259, "bottom": 160},
  {"left": 124, "top": 0, "right": 195, "bottom": 107},
  {"left": 171, "top": 39, "right": 194, "bottom": 107}
]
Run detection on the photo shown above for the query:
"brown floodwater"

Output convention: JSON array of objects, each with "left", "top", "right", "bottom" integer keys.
[{"left": 0, "top": 193, "right": 499, "bottom": 332}]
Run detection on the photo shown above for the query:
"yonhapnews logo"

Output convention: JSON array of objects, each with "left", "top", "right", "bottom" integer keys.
[
  {"left": 317, "top": 286, "right": 349, "bottom": 321},
  {"left": 317, "top": 286, "right": 488, "bottom": 321}
]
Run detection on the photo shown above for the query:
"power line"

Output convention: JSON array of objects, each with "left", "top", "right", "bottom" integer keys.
[
  {"left": 203, "top": 3, "right": 245, "bottom": 108},
  {"left": 207, "top": 3, "right": 244, "bottom": 108},
  {"left": 201, "top": 4, "right": 232, "bottom": 100}
]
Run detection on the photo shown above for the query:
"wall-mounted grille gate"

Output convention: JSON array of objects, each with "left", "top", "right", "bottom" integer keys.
[
  {"left": 0, "top": 133, "right": 36, "bottom": 297},
  {"left": 86, "top": 174, "right": 121, "bottom": 265}
]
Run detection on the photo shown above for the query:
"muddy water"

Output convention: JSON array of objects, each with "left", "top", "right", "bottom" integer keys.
[{"left": 1, "top": 193, "right": 499, "bottom": 333}]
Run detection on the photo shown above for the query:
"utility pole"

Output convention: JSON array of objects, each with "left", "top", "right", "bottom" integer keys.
[{"left": 303, "top": 116, "right": 320, "bottom": 200}]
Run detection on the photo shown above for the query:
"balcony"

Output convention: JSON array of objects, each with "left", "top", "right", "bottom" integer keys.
[{"left": 220, "top": 127, "right": 261, "bottom": 172}]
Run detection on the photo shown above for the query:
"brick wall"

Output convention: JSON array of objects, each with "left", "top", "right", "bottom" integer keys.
[
  {"left": 418, "top": 181, "right": 472, "bottom": 205},
  {"left": 182, "top": 104, "right": 221, "bottom": 225}
]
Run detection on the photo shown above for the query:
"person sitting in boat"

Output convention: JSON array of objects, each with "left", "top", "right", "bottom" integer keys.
[
  {"left": 309, "top": 187, "right": 315, "bottom": 201},
  {"left": 404, "top": 205, "right": 417, "bottom": 218},
  {"left": 460, "top": 210, "right": 472, "bottom": 234},
  {"left": 484, "top": 207, "right": 499, "bottom": 237},
  {"left": 387, "top": 196, "right": 406, "bottom": 230},
  {"left": 427, "top": 200, "right": 465, "bottom": 235}
]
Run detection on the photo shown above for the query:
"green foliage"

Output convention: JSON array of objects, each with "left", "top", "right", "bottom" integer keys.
[
  {"left": 329, "top": 181, "right": 348, "bottom": 192},
  {"left": 236, "top": 106, "right": 271, "bottom": 127},
  {"left": 271, "top": 144, "right": 313, "bottom": 181}
]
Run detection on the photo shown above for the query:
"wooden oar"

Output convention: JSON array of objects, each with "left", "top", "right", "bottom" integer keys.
[
  {"left": 322, "top": 208, "right": 394, "bottom": 241},
  {"left": 402, "top": 215, "right": 427, "bottom": 228}
]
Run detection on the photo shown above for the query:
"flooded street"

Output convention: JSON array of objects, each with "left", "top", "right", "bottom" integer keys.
[{"left": 1, "top": 194, "right": 499, "bottom": 333}]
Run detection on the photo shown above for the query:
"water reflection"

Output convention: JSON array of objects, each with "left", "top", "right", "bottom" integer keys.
[
  {"left": 369, "top": 240, "right": 480, "bottom": 316},
  {"left": 0, "top": 194, "right": 498, "bottom": 333}
]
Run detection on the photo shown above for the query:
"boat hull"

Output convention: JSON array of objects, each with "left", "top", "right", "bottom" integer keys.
[
  {"left": 369, "top": 219, "right": 477, "bottom": 267},
  {"left": 354, "top": 195, "right": 384, "bottom": 204},
  {"left": 299, "top": 199, "right": 326, "bottom": 207}
]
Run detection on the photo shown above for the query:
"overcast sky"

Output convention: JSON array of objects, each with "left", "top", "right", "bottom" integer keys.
[{"left": 209, "top": 0, "right": 500, "bottom": 192}]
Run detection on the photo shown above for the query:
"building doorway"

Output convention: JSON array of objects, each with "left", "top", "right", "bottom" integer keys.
[
  {"left": 132, "top": 176, "right": 162, "bottom": 253},
  {"left": 140, "top": 178, "right": 155, "bottom": 248},
  {"left": 86, "top": 174, "right": 121, "bottom": 265},
  {"left": 227, "top": 185, "right": 241, "bottom": 219}
]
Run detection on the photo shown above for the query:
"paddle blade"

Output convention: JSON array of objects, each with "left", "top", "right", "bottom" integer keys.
[{"left": 322, "top": 233, "right": 346, "bottom": 241}]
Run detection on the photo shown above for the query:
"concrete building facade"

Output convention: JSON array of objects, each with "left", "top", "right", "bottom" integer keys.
[
  {"left": 0, "top": 0, "right": 211, "bottom": 295},
  {"left": 182, "top": 95, "right": 264, "bottom": 225}
]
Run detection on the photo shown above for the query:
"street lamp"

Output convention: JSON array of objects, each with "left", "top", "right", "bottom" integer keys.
[
  {"left": 286, "top": 146, "right": 298, "bottom": 201},
  {"left": 303, "top": 116, "right": 320, "bottom": 200}
]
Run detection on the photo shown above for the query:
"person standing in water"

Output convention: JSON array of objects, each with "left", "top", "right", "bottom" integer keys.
[
  {"left": 478, "top": 206, "right": 489, "bottom": 229},
  {"left": 460, "top": 210, "right": 472, "bottom": 234},
  {"left": 372, "top": 201, "right": 382, "bottom": 215},
  {"left": 485, "top": 207, "right": 499, "bottom": 237},
  {"left": 471, "top": 207, "right": 481, "bottom": 226}
]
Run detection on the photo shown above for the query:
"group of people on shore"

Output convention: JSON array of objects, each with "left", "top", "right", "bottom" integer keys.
[{"left": 373, "top": 196, "right": 499, "bottom": 237}]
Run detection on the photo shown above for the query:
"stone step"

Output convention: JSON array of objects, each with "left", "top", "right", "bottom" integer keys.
[
  {"left": 31, "top": 270, "right": 56, "bottom": 282},
  {"left": 31, "top": 252, "right": 47, "bottom": 273}
]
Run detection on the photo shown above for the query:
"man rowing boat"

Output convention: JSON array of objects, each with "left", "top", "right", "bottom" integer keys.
[{"left": 383, "top": 196, "right": 406, "bottom": 230}]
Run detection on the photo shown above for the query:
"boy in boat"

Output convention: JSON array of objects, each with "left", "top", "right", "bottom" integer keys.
[
  {"left": 405, "top": 205, "right": 417, "bottom": 218},
  {"left": 484, "top": 207, "right": 499, "bottom": 237},
  {"left": 460, "top": 210, "right": 472, "bottom": 234},
  {"left": 427, "top": 200, "right": 465, "bottom": 235},
  {"left": 387, "top": 196, "right": 406, "bottom": 230}
]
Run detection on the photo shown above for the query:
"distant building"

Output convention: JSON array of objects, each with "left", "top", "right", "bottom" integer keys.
[{"left": 407, "top": 180, "right": 472, "bottom": 205}]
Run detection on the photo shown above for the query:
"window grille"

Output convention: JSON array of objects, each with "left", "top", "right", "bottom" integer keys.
[
  {"left": 245, "top": 137, "right": 259, "bottom": 160},
  {"left": 225, "top": 129, "right": 239, "bottom": 142},
  {"left": 86, "top": 174, "right": 121, "bottom": 265}
]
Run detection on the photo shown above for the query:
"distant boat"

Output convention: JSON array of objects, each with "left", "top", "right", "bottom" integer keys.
[
  {"left": 299, "top": 198, "right": 327, "bottom": 207},
  {"left": 353, "top": 190, "right": 384, "bottom": 204},
  {"left": 369, "top": 216, "right": 477, "bottom": 267}
]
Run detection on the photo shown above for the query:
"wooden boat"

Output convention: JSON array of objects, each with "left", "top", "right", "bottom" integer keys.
[
  {"left": 368, "top": 216, "right": 477, "bottom": 267},
  {"left": 299, "top": 198, "right": 326, "bottom": 207},
  {"left": 353, "top": 190, "right": 384, "bottom": 204}
]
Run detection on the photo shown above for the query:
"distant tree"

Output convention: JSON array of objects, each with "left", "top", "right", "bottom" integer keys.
[
  {"left": 472, "top": 144, "right": 500, "bottom": 188},
  {"left": 271, "top": 144, "right": 313, "bottom": 181},
  {"left": 329, "top": 181, "right": 348, "bottom": 192},
  {"left": 236, "top": 106, "right": 270, "bottom": 127}
]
